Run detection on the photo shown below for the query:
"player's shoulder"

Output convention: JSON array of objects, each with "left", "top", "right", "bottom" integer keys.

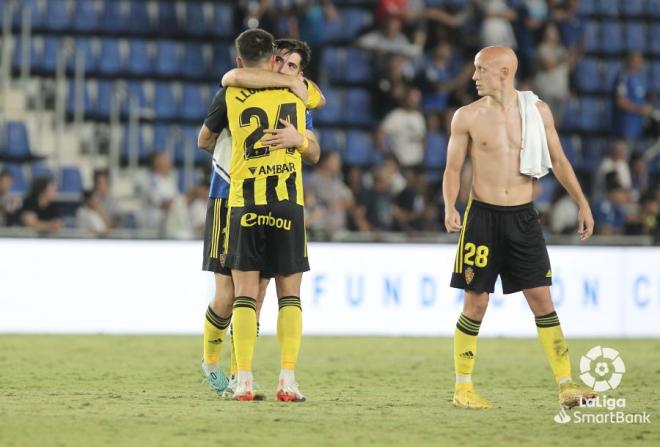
[
  {"left": 534, "top": 99, "right": 555, "bottom": 126},
  {"left": 452, "top": 99, "right": 485, "bottom": 128}
]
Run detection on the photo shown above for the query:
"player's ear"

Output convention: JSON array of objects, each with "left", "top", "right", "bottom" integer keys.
[{"left": 236, "top": 57, "right": 244, "bottom": 68}]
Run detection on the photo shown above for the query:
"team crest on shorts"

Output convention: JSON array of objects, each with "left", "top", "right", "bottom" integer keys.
[
  {"left": 465, "top": 267, "right": 475, "bottom": 285},
  {"left": 219, "top": 254, "right": 226, "bottom": 267}
]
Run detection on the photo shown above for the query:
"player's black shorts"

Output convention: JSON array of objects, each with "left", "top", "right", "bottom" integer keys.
[
  {"left": 223, "top": 200, "right": 309, "bottom": 275},
  {"left": 450, "top": 200, "right": 552, "bottom": 294},
  {"left": 202, "top": 197, "right": 231, "bottom": 276}
]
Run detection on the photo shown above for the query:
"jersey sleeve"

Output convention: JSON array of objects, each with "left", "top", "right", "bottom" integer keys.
[
  {"left": 305, "top": 80, "right": 323, "bottom": 110},
  {"left": 305, "top": 110, "right": 314, "bottom": 131},
  {"left": 203, "top": 88, "right": 229, "bottom": 133}
]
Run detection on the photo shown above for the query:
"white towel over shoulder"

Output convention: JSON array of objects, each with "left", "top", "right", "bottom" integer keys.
[{"left": 517, "top": 90, "right": 552, "bottom": 179}]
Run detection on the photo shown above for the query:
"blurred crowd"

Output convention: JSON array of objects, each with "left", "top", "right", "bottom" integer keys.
[{"left": 0, "top": 0, "right": 659, "bottom": 241}]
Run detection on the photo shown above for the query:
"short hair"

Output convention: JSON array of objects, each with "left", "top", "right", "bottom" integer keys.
[
  {"left": 275, "top": 38, "right": 312, "bottom": 70},
  {"left": 93, "top": 169, "right": 108, "bottom": 184},
  {"left": 235, "top": 29, "right": 275, "bottom": 65},
  {"left": 0, "top": 168, "right": 13, "bottom": 178}
]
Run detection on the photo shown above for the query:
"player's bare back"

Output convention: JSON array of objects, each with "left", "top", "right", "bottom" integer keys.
[{"left": 461, "top": 97, "right": 534, "bottom": 206}]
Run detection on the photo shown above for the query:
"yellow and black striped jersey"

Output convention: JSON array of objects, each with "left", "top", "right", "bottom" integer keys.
[{"left": 204, "top": 81, "right": 321, "bottom": 207}]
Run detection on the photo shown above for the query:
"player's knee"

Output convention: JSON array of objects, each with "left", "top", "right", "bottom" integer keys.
[{"left": 464, "top": 292, "right": 489, "bottom": 318}]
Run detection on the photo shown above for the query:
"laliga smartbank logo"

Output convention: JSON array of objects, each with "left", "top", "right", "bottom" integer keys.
[{"left": 553, "top": 346, "right": 651, "bottom": 425}]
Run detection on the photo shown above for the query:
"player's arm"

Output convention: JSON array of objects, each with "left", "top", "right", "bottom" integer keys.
[
  {"left": 198, "top": 88, "right": 228, "bottom": 153},
  {"left": 221, "top": 68, "right": 309, "bottom": 104},
  {"left": 305, "top": 79, "right": 326, "bottom": 109},
  {"left": 21, "top": 211, "right": 61, "bottom": 232},
  {"left": 442, "top": 107, "right": 470, "bottom": 233},
  {"left": 302, "top": 130, "right": 320, "bottom": 165},
  {"left": 537, "top": 101, "right": 594, "bottom": 240},
  {"left": 261, "top": 119, "right": 320, "bottom": 164}
]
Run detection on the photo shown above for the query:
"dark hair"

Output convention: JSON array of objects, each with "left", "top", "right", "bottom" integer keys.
[
  {"left": 274, "top": 38, "right": 312, "bottom": 70},
  {"left": 93, "top": 169, "right": 109, "bottom": 184},
  {"left": 235, "top": 29, "right": 275, "bottom": 65},
  {"left": 0, "top": 168, "right": 13, "bottom": 179},
  {"left": 27, "top": 175, "right": 54, "bottom": 200},
  {"left": 82, "top": 189, "right": 95, "bottom": 203}
]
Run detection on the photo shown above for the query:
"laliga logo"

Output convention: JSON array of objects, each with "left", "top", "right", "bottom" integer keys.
[{"left": 579, "top": 346, "right": 626, "bottom": 392}]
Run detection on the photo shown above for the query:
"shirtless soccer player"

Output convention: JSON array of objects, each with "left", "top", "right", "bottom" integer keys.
[
  {"left": 443, "top": 46, "right": 598, "bottom": 409},
  {"left": 198, "top": 36, "right": 323, "bottom": 397}
]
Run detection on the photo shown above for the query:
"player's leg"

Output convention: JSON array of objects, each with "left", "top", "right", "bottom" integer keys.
[
  {"left": 231, "top": 269, "right": 261, "bottom": 400},
  {"left": 274, "top": 272, "right": 305, "bottom": 402},
  {"left": 202, "top": 273, "right": 233, "bottom": 392}
]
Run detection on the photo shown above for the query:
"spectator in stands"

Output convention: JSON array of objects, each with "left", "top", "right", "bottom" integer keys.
[
  {"left": 372, "top": 55, "right": 415, "bottom": 119},
  {"left": 533, "top": 23, "right": 571, "bottom": 125},
  {"left": 613, "top": 52, "right": 654, "bottom": 147},
  {"left": 479, "top": 0, "right": 517, "bottom": 49},
  {"left": 361, "top": 165, "right": 395, "bottom": 231},
  {"left": 136, "top": 151, "right": 185, "bottom": 236},
  {"left": 417, "top": 41, "right": 472, "bottom": 112},
  {"left": 592, "top": 140, "right": 632, "bottom": 201},
  {"left": 345, "top": 166, "right": 372, "bottom": 232},
  {"left": 76, "top": 190, "right": 111, "bottom": 236},
  {"left": 187, "top": 179, "right": 210, "bottom": 239},
  {"left": 303, "top": 189, "right": 328, "bottom": 236},
  {"left": 593, "top": 174, "right": 628, "bottom": 236},
  {"left": 629, "top": 152, "right": 650, "bottom": 202},
  {"left": 377, "top": 87, "right": 426, "bottom": 168},
  {"left": 515, "top": 0, "right": 549, "bottom": 78},
  {"left": 356, "top": 14, "right": 422, "bottom": 63},
  {"left": 297, "top": 0, "right": 337, "bottom": 79},
  {"left": 14, "top": 176, "right": 61, "bottom": 233},
  {"left": 392, "top": 166, "right": 427, "bottom": 232},
  {"left": 548, "top": 187, "right": 578, "bottom": 235},
  {"left": 92, "top": 169, "right": 118, "bottom": 228},
  {"left": 306, "top": 152, "right": 354, "bottom": 233},
  {"left": 0, "top": 168, "right": 21, "bottom": 226},
  {"left": 625, "top": 191, "right": 659, "bottom": 236},
  {"left": 551, "top": 0, "right": 584, "bottom": 53}
]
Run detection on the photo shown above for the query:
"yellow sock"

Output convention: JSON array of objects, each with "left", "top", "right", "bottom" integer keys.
[
  {"left": 454, "top": 313, "right": 481, "bottom": 383},
  {"left": 229, "top": 329, "right": 238, "bottom": 378},
  {"left": 277, "top": 296, "right": 302, "bottom": 370},
  {"left": 536, "top": 311, "right": 571, "bottom": 383},
  {"left": 203, "top": 306, "right": 231, "bottom": 365},
  {"left": 232, "top": 296, "right": 257, "bottom": 372}
]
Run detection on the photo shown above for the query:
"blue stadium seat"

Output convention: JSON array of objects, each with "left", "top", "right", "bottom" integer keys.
[
  {"left": 44, "top": 0, "right": 70, "bottom": 31},
  {"left": 558, "top": 134, "right": 579, "bottom": 167},
  {"left": 157, "top": 0, "right": 179, "bottom": 33},
  {"left": 424, "top": 132, "right": 448, "bottom": 169},
  {"left": 4, "top": 164, "right": 27, "bottom": 193},
  {"left": 1, "top": 122, "right": 33, "bottom": 161},
  {"left": 344, "top": 130, "right": 375, "bottom": 166},
  {"left": 153, "top": 82, "right": 178, "bottom": 120},
  {"left": 121, "top": 125, "right": 149, "bottom": 162},
  {"left": 31, "top": 164, "right": 53, "bottom": 180},
  {"left": 603, "top": 60, "right": 622, "bottom": 91},
  {"left": 652, "top": 62, "right": 660, "bottom": 94},
  {"left": 71, "top": 0, "right": 98, "bottom": 32},
  {"left": 575, "top": 59, "right": 601, "bottom": 93},
  {"left": 316, "top": 88, "right": 343, "bottom": 125},
  {"left": 344, "top": 88, "right": 374, "bottom": 126},
  {"left": 127, "top": 40, "right": 152, "bottom": 76},
  {"left": 597, "top": 0, "right": 619, "bottom": 17},
  {"left": 129, "top": 1, "right": 151, "bottom": 33},
  {"left": 70, "top": 37, "right": 97, "bottom": 73},
  {"left": 535, "top": 176, "right": 558, "bottom": 210},
  {"left": 581, "top": 138, "right": 610, "bottom": 170},
  {"left": 66, "top": 80, "right": 93, "bottom": 116},
  {"left": 621, "top": 0, "right": 645, "bottom": 17},
  {"left": 100, "top": 0, "right": 128, "bottom": 32},
  {"left": 211, "top": 45, "right": 231, "bottom": 78},
  {"left": 98, "top": 38, "right": 123, "bottom": 75},
  {"left": 579, "top": 98, "right": 608, "bottom": 132},
  {"left": 58, "top": 167, "right": 83, "bottom": 196},
  {"left": 652, "top": 0, "right": 660, "bottom": 17},
  {"left": 180, "top": 84, "right": 207, "bottom": 121},
  {"left": 345, "top": 48, "right": 372, "bottom": 83},
  {"left": 155, "top": 41, "right": 180, "bottom": 76},
  {"left": 184, "top": 2, "right": 206, "bottom": 36},
  {"left": 651, "top": 24, "right": 660, "bottom": 55},
  {"left": 318, "top": 128, "right": 346, "bottom": 152},
  {"left": 122, "top": 81, "right": 148, "bottom": 116},
  {"left": 181, "top": 43, "right": 206, "bottom": 79},
  {"left": 95, "top": 80, "right": 114, "bottom": 119},
  {"left": 321, "top": 48, "right": 346, "bottom": 82},
  {"left": 175, "top": 126, "right": 211, "bottom": 165},
  {"left": 210, "top": 3, "right": 234, "bottom": 37},
  {"left": 600, "top": 21, "right": 623, "bottom": 54},
  {"left": 624, "top": 22, "right": 646, "bottom": 52},
  {"left": 153, "top": 124, "right": 170, "bottom": 152},
  {"left": 12, "top": 0, "right": 45, "bottom": 30},
  {"left": 562, "top": 98, "right": 580, "bottom": 132},
  {"left": 577, "top": 0, "right": 597, "bottom": 15},
  {"left": 39, "top": 36, "right": 61, "bottom": 73},
  {"left": 12, "top": 37, "right": 38, "bottom": 72},
  {"left": 583, "top": 21, "right": 600, "bottom": 53}
]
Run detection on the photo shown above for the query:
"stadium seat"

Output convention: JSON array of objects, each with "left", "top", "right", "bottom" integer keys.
[
  {"left": 39, "top": 36, "right": 61, "bottom": 74},
  {"left": 624, "top": 22, "right": 646, "bottom": 52},
  {"left": 100, "top": 0, "right": 128, "bottom": 33},
  {"left": 44, "top": 0, "right": 71, "bottom": 31},
  {"left": 210, "top": 3, "right": 235, "bottom": 37},
  {"left": 98, "top": 38, "right": 124, "bottom": 75},
  {"left": 155, "top": 41, "right": 180, "bottom": 77},
  {"left": 127, "top": 40, "right": 152, "bottom": 76},
  {"left": 157, "top": 0, "right": 179, "bottom": 34},
  {"left": 579, "top": 98, "right": 608, "bottom": 132},
  {"left": 651, "top": 24, "right": 660, "bottom": 55},
  {"left": 345, "top": 48, "right": 372, "bottom": 83},
  {"left": 318, "top": 128, "right": 347, "bottom": 152},
  {"left": 121, "top": 125, "right": 149, "bottom": 162},
  {"left": 12, "top": 0, "right": 45, "bottom": 30},
  {"left": 58, "top": 167, "right": 83, "bottom": 196},
  {"left": 66, "top": 80, "right": 93, "bottom": 117},
  {"left": 621, "top": 0, "right": 645, "bottom": 17},
  {"left": 575, "top": 59, "right": 601, "bottom": 93},
  {"left": 582, "top": 21, "right": 600, "bottom": 53},
  {"left": 599, "top": 21, "right": 623, "bottom": 54},
  {"left": 316, "top": 88, "right": 343, "bottom": 125},
  {"left": 652, "top": 62, "right": 660, "bottom": 94},
  {"left": 321, "top": 47, "right": 346, "bottom": 82},
  {"left": 174, "top": 126, "right": 210, "bottom": 165},
  {"left": 577, "top": 0, "right": 597, "bottom": 15},
  {"left": 558, "top": 134, "right": 579, "bottom": 167},
  {"left": 344, "top": 130, "right": 375, "bottom": 166},
  {"left": 181, "top": 43, "right": 207, "bottom": 79},
  {"left": 31, "top": 164, "right": 53, "bottom": 180},
  {"left": 535, "top": 176, "right": 558, "bottom": 211},
  {"left": 95, "top": 80, "right": 114, "bottom": 119},
  {"left": 597, "top": 0, "right": 619, "bottom": 17},
  {"left": 3, "top": 164, "right": 27, "bottom": 193},
  {"left": 12, "top": 37, "right": 38, "bottom": 72},
  {"left": 153, "top": 124, "right": 170, "bottom": 152},
  {"left": 183, "top": 2, "right": 206, "bottom": 36},
  {"left": 153, "top": 82, "right": 178, "bottom": 120},
  {"left": 122, "top": 81, "right": 148, "bottom": 116},
  {"left": 652, "top": 0, "right": 660, "bottom": 17},
  {"left": 344, "top": 9, "right": 373, "bottom": 38},
  {"left": 128, "top": 1, "right": 151, "bottom": 34},
  {"left": 603, "top": 60, "right": 622, "bottom": 91},
  {"left": 581, "top": 137, "right": 610, "bottom": 170},
  {"left": 0, "top": 122, "right": 34, "bottom": 162},
  {"left": 71, "top": 0, "right": 98, "bottom": 32},
  {"left": 70, "top": 37, "right": 98, "bottom": 73},
  {"left": 344, "top": 88, "right": 374, "bottom": 126},
  {"left": 424, "top": 132, "right": 448, "bottom": 169},
  {"left": 180, "top": 84, "right": 207, "bottom": 121},
  {"left": 561, "top": 98, "right": 581, "bottom": 132},
  {"left": 210, "top": 45, "right": 231, "bottom": 78}
]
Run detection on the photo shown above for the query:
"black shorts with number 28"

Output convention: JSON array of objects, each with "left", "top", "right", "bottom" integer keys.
[
  {"left": 450, "top": 200, "right": 552, "bottom": 294},
  {"left": 202, "top": 197, "right": 231, "bottom": 276}
]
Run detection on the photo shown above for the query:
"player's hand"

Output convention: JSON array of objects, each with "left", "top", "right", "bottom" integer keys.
[
  {"left": 577, "top": 206, "right": 594, "bottom": 241},
  {"left": 261, "top": 119, "right": 304, "bottom": 150},
  {"left": 444, "top": 207, "right": 462, "bottom": 233}
]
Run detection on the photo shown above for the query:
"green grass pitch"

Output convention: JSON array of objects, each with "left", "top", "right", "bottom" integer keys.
[{"left": 1, "top": 336, "right": 659, "bottom": 447}]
